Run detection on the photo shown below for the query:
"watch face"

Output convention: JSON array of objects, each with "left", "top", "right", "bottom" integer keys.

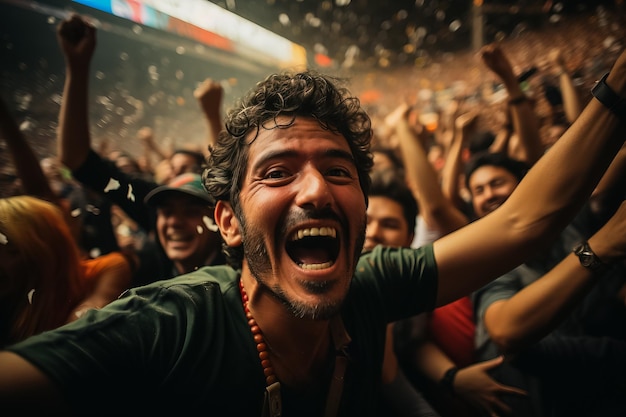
[{"left": 581, "top": 253, "right": 594, "bottom": 267}]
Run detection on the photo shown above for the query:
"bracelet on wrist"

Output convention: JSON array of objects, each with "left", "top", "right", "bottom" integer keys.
[
  {"left": 439, "top": 366, "right": 458, "bottom": 395},
  {"left": 508, "top": 95, "right": 528, "bottom": 106},
  {"left": 572, "top": 241, "right": 608, "bottom": 273},
  {"left": 591, "top": 72, "right": 626, "bottom": 119}
]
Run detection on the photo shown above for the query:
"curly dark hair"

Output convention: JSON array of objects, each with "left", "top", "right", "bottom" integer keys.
[{"left": 202, "top": 70, "right": 374, "bottom": 269}]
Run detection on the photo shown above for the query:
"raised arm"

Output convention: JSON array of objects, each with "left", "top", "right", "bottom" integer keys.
[
  {"left": 0, "top": 97, "right": 57, "bottom": 203},
  {"left": 193, "top": 78, "right": 224, "bottom": 157},
  {"left": 56, "top": 14, "right": 96, "bottom": 170},
  {"left": 394, "top": 103, "right": 468, "bottom": 236},
  {"left": 548, "top": 48, "right": 583, "bottom": 124},
  {"left": 481, "top": 44, "right": 544, "bottom": 165},
  {"left": 136, "top": 126, "right": 171, "bottom": 175},
  {"left": 483, "top": 199, "right": 626, "bottom": 354},
  {"left": 433, "top": 46, "right": 626, "bottom": 306},
  {"left": 55, "top": 15, "right": 157, "bottom": 231},
  {"left": 440, "top": 109, "right": 477, "bottom": 213}
]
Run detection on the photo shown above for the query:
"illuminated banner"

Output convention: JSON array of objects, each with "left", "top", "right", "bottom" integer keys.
[{"left": 73, "top": 0, "right": 307, "bottom": 69}]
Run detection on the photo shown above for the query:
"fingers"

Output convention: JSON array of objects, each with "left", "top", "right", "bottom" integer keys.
[
  {"left": 58, "top": 14, "right": 92, "bottom": 43},
  {"left": 481, "top": 395, "right": 513, "bottom": 417},
  {"left": 194, "top": 78, "right": 223, "bottom": 99},
  {"left": 491, "top": 401, "right": 510, "bottom": 416},
  {"left": 475, "top": 355, "right": 505, "bottom": 371},
  {"left": 497, "top": 383, "right": 528, "bottom": 397}
]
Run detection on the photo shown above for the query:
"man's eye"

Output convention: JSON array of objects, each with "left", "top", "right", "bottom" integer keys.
[
  {"left": 265, "top": 169, "right": 287, "bottom": 179},
  {"left": 381, "top": 221, "right": 401, "bottom": 230},
  {"left": 327, "top": 167, "right": 351, "bottom": 177},
  {"left": 492, "top": 179, "right": 505, "bottom": 188}
]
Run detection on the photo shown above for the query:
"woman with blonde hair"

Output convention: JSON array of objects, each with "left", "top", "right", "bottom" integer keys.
[{"left": 0, "top": 195, "right": 132, "bottom": 347}]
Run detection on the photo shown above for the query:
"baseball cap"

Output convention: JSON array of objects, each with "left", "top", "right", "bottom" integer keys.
[{"left": 144, "top": 173, "right": 214, "bottom": 206}]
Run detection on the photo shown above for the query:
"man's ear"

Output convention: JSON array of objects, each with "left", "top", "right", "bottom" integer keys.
[{"left": 214, "top": 200, "right": 242, "bottom": 246}]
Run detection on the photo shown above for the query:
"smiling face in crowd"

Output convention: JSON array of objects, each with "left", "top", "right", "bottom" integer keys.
[
  {"left": 468, "top": 165, "right": 520, "bottom": 218},
  {"left": 220, "top": 117, "right": 367, "bottom": 320}
]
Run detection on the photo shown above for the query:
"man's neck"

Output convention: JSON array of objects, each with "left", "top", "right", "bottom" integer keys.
[{"left": 241, "top": 275, "right": 333, "bottom": 388}]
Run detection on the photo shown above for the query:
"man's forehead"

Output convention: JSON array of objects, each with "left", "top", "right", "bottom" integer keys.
[
  {"left": 247, "top": 117, "right": 352, "bottom": 160},
  {"left": 368, "top": 196, "right": 405, "bottom": 216},
  {"left": 470, "top": 165, "right": 517, "bottom": 183}
]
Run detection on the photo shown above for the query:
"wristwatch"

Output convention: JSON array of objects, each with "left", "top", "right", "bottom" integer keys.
[
  {"left": 572, "top": 241, "right": 606, "bottom": 272},
  {"left": 591, "top": 72, "right": 626, "bottom": 118}
]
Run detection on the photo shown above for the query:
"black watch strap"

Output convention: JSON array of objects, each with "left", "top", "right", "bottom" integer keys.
[
  {"left": 591, "top": 72, "right": 626, "bottom": 118},
  {"left": 439, "top": 366, "right": 458, "bottom": 395}
]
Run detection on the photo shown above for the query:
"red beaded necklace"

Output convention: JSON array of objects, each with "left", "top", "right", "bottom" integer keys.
[
  {"left": 239, "top": 279, "right": 278, "bottom": 386},
  {"left": 240, "top": 279, "right": 283, "bottom": 417}
]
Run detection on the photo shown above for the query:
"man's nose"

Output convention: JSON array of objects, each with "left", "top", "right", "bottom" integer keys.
[
  {"left": 295, "top": 167, "right": 332, "bottom": 209},
  {"left": 164, "top": 212, "right": 183, "bottom": 226},
  {"left": 365, "top": 221, "right": 381, "bottom": 241},
  {"left": 482, "top": 186, "right": 496, "bottom": 201}
]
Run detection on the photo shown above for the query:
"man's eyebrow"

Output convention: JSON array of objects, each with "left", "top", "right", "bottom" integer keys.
[
  {"left": 252, "top": 148, "right": 356, "bottom": 171},
  {"left": 325, "top": 148, "right": 356, "bottom": 164},
  {"left": 251, "top": 149, "right": 299, "bottom": 172}
]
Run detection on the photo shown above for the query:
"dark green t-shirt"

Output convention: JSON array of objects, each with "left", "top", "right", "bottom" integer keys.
[{"left": 8, "top": 244, "right": 437, "bottom": 416}]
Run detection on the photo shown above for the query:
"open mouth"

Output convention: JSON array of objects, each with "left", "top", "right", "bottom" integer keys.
[
  {"left": 167, "top": 233, "right": 193, "bottom": 244},
  {"left": 286, "top": 226, "right": 339, "bottom": 270}
]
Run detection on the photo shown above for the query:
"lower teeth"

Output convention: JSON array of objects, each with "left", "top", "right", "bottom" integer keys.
[{"left": 300, "top": 261, "right": 333, "bottom": 270}]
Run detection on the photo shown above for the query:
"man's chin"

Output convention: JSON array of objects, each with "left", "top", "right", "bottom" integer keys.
[
  {"left": 165, "top": 248, "right": 195, "bottom": 262},
  {"left": 482, "top": 205, "right": 502, "bottom": 216},
  {"left": 289, "top": 298, "right": 343, "bottom": 320}
]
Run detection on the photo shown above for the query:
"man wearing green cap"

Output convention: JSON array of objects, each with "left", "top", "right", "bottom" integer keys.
[{"left": 144, "top": 172, "right": 223, "bottom": 278}]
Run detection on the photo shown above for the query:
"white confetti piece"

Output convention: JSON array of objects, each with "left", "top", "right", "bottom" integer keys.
[
  {"left": 127, "top": 184, "right": 135, "bottom": 202},
  {"left": 74, "top": 307, "right": 89, "bottom": 319},
  {"left": 203, "top": 216, "right": 219, "bottom": 232},
  {"left": 86, "top": 204, "right": 100, "bottom": 215},
  {"left": 89, "top": 247, "right": 102, "bottom": 259},
  {"left": 27, "top": 289, "right": 35, "bottom": 305},
  {"left": 71, "top": 208, "right": 81, "bottom": 217},
  {"left": 0, "top": 232, "right": 7, "bottom": 245},
  {"left": 103, "top": 177, "right": 121, "bottom": 193},
  {"left": 196, "top": 225, "right": 204, "bottom": 234}
]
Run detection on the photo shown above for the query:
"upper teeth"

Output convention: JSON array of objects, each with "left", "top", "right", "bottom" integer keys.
[{"left": 292, "top": 227, "right": 337, "bottom": 241}]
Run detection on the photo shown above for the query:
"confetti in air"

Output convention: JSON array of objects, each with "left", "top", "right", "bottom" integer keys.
[
  {"left": 74, "top": 308, "right": 89, "bottom": 319},
  {"left": 27, "top": 289, "right": 35, "bottom": 304},
  {"left": 0, "top": 232, "right": 7, "bottom": 245},
  {"left": 196, "top": 225, "right": 204, "bottom": 234},
  {"left": 71, "top": 208, "right": 81, "bottom": 217},
  {"left": 203, "top": 216, "right": 219, "bottom": 232},
  {"left": 127, "top": 184, "right": 136, "bottom": 202},
  {"left": 103, "top": 177, "right": 121, "bottom": 193},
  {"left": 89, "top": 248, "right": 102, "bottom": 259},
  {"left": 86, "top": 204, "right": 101, "bottom": 215}
]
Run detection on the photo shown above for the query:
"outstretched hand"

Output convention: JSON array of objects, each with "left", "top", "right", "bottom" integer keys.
[{"left": 454, "top": 356, "right": 527, "bottom": 417}]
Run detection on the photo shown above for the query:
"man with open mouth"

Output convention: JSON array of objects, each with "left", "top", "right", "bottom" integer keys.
[{"left": 3, "top": 14, "right": 626, "bottom": 417}]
